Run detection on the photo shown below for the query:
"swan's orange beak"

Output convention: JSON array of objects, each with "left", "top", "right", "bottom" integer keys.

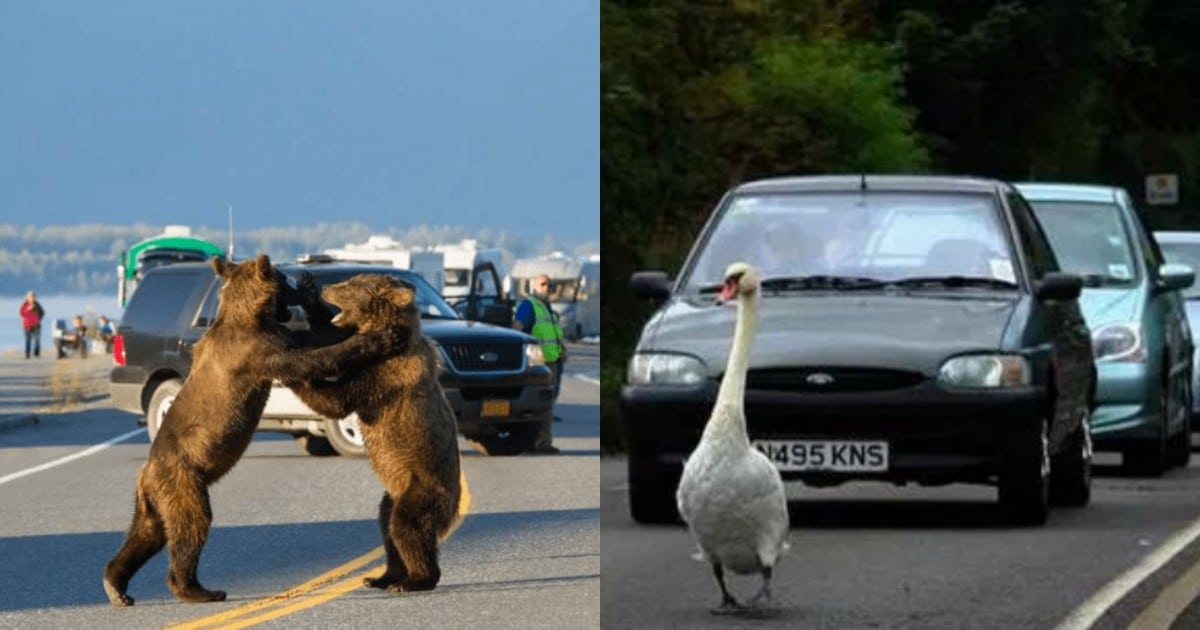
[{"left": 716, "top": 277, "right": 738, "bottom": 304}]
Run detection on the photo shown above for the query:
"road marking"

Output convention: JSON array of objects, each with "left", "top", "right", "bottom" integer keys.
[
  {"left": 574, "top": 374, "right": 599, "bottom": 386},
  {"left": 1128, "top": 549, "right": 1200, "bottom": 629},
  {"left": 1054, "top": 512, "right": 1200, "bottom": 630},
  {"left": 0, "top": 427, "right": 144, "bottom": 486},
  {"left": 212, "top": 564, "right": 386, "bottom": 630},
  {"left": 168, "top": 548, "right": 384, "bottom": 630}
]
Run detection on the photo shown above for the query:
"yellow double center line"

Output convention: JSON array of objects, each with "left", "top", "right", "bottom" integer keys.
[{"left": 169, "top": 548, "right": 385, "bottom": 630}]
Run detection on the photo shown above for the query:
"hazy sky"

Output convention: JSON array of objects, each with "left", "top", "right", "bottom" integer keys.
[{"left": 0, "top": 1, "right": 598, "bottom": 244}]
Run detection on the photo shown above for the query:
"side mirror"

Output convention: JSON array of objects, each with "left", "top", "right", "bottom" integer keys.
[
  {"left": 1035, "top": 272, "right": 1083, "bottom": 302},
  {"left": 631, "top": 271, "right": 671, "bottom": 301},
  {"left": 1157, "top": 263, "right": 1195, "bottom": 293}
]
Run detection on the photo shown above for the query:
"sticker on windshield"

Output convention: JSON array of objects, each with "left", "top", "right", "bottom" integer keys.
[
  {"left": 989, "top": 259, "right": 1015, "bottom": 283},
  {"left": 1109, "top": 264, "right": 1131, "bottom": 279}
]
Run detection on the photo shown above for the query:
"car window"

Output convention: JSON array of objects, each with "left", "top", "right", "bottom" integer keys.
[
  {"left": 1159, "top": 240, "right": 1200, "bottom": 298},
  {"left": 123, "top": 270, "right": 213, "bottom": 335},
  {"left": 681, "top": 191, "right": 1016, "bottom": 289},
  {"left": 1025, "top": 199, "right": 1139, "bottom": 285}
]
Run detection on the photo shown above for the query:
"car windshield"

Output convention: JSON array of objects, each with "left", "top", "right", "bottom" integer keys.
[
  {"left": 1159, "top": 240, "right": 1200, "bottom": 299},
  {"left": 283, "top": 268, "right": 460, "bottom": 319},
  {"left": 680, "top": 191, "right": 1017, "bottom": 293},
  {"left": 1025, "top": 200, "right": 1139, "bottom": 287}
]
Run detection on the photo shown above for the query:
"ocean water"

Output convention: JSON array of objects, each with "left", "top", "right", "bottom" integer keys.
[{"left": 1, "top": 293, "right": 123, "bottom": 355}]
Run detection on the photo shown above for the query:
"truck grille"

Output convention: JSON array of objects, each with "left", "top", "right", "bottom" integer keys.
[
  {"left": 745, "top": 367, "right": 925, "bottom": 393},
  {"left": 442, "top": 342, "right": 523, "bottom": 372}
]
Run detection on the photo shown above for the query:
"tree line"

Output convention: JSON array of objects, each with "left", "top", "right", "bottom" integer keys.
[{"left": 601, "top": 0, "right": 1200, "bottom": 450}]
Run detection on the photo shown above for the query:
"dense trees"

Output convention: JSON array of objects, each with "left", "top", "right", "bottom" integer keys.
[{"left": 601, "top": 0, "right": 1200, "bottom": 450}]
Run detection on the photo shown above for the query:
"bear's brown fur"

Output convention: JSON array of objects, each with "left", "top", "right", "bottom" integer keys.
[
  {"left": 103, "top": 255, "right": 406, "bottom": 606},
  {"left": 286, "top": 273, "right": 468, "bottom": 593}
]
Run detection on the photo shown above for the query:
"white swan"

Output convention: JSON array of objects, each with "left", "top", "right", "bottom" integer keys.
[{"left": 676, "top": 261, "right": 790, "bottom": 614}]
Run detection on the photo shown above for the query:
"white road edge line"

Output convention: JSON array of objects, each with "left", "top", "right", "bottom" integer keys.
[
  {"left": 0, "top": 427, "right": 145, "bottom": 486},
  {"left": 1053, "top": 512, "right": 1200, "bottom": 630},
  {"left": 574, "top": 374, "right": 600, "bottom": 386}
]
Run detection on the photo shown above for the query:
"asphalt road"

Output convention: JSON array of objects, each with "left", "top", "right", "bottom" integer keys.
[
  {"left": 602, "top": 449, "right": 1200, "bottom": 630},
  {"left": 0, "top": 349, "right": 599, "bottom": 629}
]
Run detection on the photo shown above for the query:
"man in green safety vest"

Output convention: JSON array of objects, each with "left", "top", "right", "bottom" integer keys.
[{"left": 514, "top": 273, "right": 566, "bottom": 454}]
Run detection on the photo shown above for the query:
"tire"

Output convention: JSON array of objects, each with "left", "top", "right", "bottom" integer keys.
[
  {"left": 465, "top": 422, "right": 540, "bottom": 456},
  {"left": 1125, "top": 385, "right": 1169, "bottom": 477},
  {"left": 998, "top": 416, "right": 1050, "bottom": 526},
  {"left": 323, "top": 414, "right": 366, "bottom": 458},
  {"left": 1050, "top": 409, "right": 1092, "bottom": 508},
  {"left": 1169, "top": 377, "right": 1192, "bottom": 468},
  {"left": 628, "top": 459, "right": 681, "bottom": 525},
  {"left": 296, "top": 434, "right": 338, "bottom": 457},
  {"left": 146, "top": 378, "right": 183, "bottom": 443}
]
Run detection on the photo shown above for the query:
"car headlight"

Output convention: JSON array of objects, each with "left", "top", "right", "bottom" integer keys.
[
  {"left": 627, "top": 353, "right": 707, "bottom": 386},
  {"left": 1092, "top": 322, "right": 1145, "bottom": 363},
  {"left": 525, "top": 343, "right": 545, "bottom": 367},
  {"left": 938, "top": 354, "right": 1030, "bottom": 388}
]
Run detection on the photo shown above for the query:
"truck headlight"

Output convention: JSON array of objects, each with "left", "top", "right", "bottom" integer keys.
[
  {"left": 525, "top": 343, "right": 545, "bottom": 367},
  {"left": 938, "top": 354, "right": 1030, "bottom": 388},
  {"left": 627, "top": 353, "right": 707, "bottom": 386},
  {"left": 1092, "top": 322, "right": 1145, "bottom": 363}
]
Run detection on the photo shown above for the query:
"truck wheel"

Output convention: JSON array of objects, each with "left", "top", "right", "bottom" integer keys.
[
  {"left": 323, "top": 414, "right": 366, "bottom": 458},
  {"left": 465, "top": 422, "right": 540, "bottom": 456},
  {"left": 146, "top": 378, "right": 183, "bottom": 443},
  {"left": 295, "top": 434, "right": 338, "bottom": 457}
]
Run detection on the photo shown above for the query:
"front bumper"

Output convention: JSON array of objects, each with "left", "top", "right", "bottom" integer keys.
[
  {"left": 1091, "top": 362, "right": 1160, "bottom": 448},
  {"left": 622, "top": 380, "right": 1047, "bottom": 487}
]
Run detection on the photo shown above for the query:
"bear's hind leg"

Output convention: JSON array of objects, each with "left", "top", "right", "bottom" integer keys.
[
  {"left": 364, "top": 492, "right": 409, "bottom": 590},
  {"left": 103, "top": 489, "right": 167, "bottom": 606},
  {"left": 389, "top": 489, "right": 442, "bottom": 592},
  {"left": 162, "top": 483, "right": 226, "bottom": 603}
]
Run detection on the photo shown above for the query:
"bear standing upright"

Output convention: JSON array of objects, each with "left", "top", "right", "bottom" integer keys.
[
  {"left": 103, "top": 255, "right": 407, "bottom": 606},
  {"left": 285, "top": 273, "right": 467, "bottom": 593}
]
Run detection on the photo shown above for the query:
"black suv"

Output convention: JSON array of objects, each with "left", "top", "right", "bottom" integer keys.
[{"left": 109, "top": 258, "right": 554, "bottom": 456}]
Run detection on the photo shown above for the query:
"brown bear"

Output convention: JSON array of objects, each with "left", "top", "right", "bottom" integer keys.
[
  {"left": 103, "top": 254, "right": 407, "bottom": 606},
  {"left": 285, "top": 273, "right": 468, "bottom": 593}
]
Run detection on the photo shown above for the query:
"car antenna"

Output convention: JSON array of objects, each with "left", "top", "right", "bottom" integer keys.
[
  {"left": 860, "top": 173, "right": 867, "bottom": 191},
  {"left": 227, "top": 204, "right": 234, "bottom": 260}
]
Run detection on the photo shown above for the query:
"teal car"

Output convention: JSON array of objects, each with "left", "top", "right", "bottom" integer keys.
[{"left": 1016, "top": 183, "right": 1195, "bottom": 475}]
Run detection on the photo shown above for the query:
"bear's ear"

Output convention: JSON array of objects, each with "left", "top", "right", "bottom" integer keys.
[
  {"left": 211, "top": 256, "right": 232, "bottom": 278},
  {"left": 387, "top": 285, "right": 415, "bottom": 310},
  {"left": 255, "top": 254, "right": 273, "bottom": 280}
]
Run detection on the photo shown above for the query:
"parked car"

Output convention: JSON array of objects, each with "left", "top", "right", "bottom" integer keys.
[
  {"left": 109, "top": 258, "right": 555, "bottom": 457},
  {"left": 1153, "top": 230, "right": 1200, "bottom": 423},
  {"left": 1017, "top": 184, "right": 1194, "bottom": 475},
  {"left": 623, "top": 175, "right": 1095, "bottom": 526}
]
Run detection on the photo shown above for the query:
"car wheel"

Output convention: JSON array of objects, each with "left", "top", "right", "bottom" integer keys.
[
  {"left": 628, "top": 460, "right": 682, "bottom": 525},
  {"left": 998, "top": 415, "right": 1050, "bottom": 526},
  {"left": 1050, "top": 408, "right": 1092, "bottom": 508},
  {"left": 323, "top": 414, "right": 366, "bottom": 458},
  {"left": 465, "top": 422, "right": 540, "bottom": 456},
  {"left": 295, "top": 434, "right": 338, "bottom": 457},
  {"left": 1125, "top": 385, "right": 1169, "bottom": 477},
  {"left": 1169, "top": 377, "right": 1192, "bottom": 468},
  {"left": 146, "top": 378, "right": 183, "bottom": 443}
]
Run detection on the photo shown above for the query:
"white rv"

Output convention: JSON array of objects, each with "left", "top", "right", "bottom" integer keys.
[
  {"left": 323, "top": 235, "right": 446, "bottom": 294},
  {"left": 508, "top": 252, "right": 599, "bottom": 340},
  {"left": 433, "top": 239, "right": 504, "bottom": 302}
]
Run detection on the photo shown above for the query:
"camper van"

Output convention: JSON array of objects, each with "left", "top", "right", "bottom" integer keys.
[
  {"left": 434, "top": 239, "right": 504, "bottom": 302},
  {"left": 508, "top": 252, "right": 599, "bottom": 340},
  {"left": 118, "top": 225, "right": 224, "bottom": 307},
  {"left": 323, "top": 235, "right": 446, "bottom": 294}
]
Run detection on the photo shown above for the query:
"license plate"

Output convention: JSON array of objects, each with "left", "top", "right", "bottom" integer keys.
[
  {"left": 752, "top": 440, "right": 888, "bottom": 472},
  {"left": 481, "top": 400, "right": 510, "bottom": 417}
]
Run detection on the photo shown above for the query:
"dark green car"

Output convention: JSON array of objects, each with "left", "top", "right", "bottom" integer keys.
[{"left": 1017, "top": 183, "right": 1195, "bottom": 475}]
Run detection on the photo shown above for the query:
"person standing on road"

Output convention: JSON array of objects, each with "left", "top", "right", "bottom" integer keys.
[
  {"left": 19, "top": 291, "right": 44, "bottom": 360},
  {"left": 514, "top": 273, "right": 566, "bottom": 454}
]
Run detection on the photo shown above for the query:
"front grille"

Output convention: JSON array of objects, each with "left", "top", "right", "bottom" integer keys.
[
  {"left": 442, "top": 342, "right": 523, "bottom": 372},
  {"left": 745, "top": 367, "right": 925, "bottom": 393}
]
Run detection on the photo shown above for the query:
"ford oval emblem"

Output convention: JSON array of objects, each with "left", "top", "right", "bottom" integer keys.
[
  {"left": 805, "top": 372, "right": 835, "bottom": 386},
  {"left": 480, "top": 352, "right": 499, "bottom": 363}
]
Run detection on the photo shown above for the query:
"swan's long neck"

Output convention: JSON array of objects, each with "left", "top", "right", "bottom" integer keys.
[{"left": 705, "top": 289, "right": 759, "bottom": 446}]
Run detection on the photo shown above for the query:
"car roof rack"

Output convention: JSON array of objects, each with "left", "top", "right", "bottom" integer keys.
[{"left": 295, "top": 253, "right": 334, "bottom": 264}]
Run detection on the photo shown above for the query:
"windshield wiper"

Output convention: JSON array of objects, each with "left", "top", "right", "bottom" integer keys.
[
  {"left": 1080, "top": 273, "right": 1131, "bottom": 287},
  {"left": 759, "top": 275, "right": 886, "bottom": 292},
  {"left": 844, "top": 275, "right": 1019, "bottom": 291}
]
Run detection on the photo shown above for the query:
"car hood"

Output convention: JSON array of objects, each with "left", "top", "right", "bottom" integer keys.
[
  {"left": 420, "top": 318, "right": 535, "bottom": 344},
  {"left": 638, "top": 294, "right": 1019, "bottom": 376},
  {"left": 1077, "top": 288, "right": 1141, "bottom": 328}
]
